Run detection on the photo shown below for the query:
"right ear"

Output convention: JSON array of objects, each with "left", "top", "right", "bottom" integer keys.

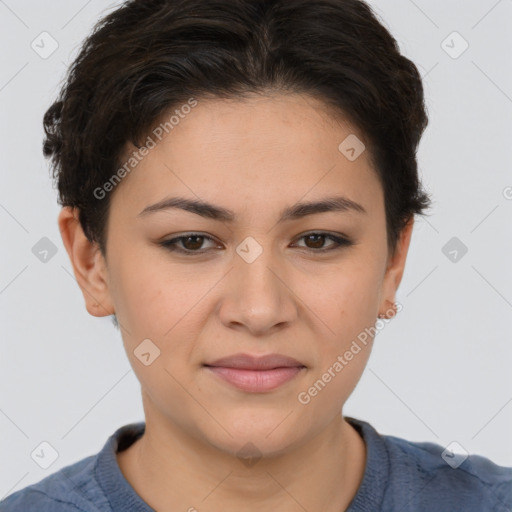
[{"left": 58, "top": 206, "right": 115, "bottom": 317}]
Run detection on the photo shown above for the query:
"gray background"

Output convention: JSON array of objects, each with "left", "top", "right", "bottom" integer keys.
[{"left": 1, "top": 0, "right": 511, "bottom": 499}]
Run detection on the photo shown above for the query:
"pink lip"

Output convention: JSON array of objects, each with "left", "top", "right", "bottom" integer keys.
[
  {"left": 205, "top": 366, "right": 304, "bottom": 392},
  {"left": 204, "top": 353, "right": 306, "bottom": 393}
]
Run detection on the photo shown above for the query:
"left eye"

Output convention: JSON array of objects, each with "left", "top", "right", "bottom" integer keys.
[
  {"left": 159, "top": 232, "right": 353, "bottom": 254},
  {"left": 292, "top": 233, "right": 353, "bottom": 251}
]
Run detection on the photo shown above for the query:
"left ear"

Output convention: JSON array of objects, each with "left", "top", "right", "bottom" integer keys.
[{"left": 378, "top": 216, "right": 414, "bottom": 317}]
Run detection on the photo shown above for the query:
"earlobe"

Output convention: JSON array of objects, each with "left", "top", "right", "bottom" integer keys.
[{"left": 58, "top": 206, "right": 115, "bottom": 317}]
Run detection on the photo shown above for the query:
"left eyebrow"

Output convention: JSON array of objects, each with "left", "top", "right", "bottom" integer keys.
[{"left": 137, "top": 195, "right": 367, "bottom": 222}]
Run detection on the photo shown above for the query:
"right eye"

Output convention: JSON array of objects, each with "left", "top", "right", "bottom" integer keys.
[{"left": 159, "top": 233, "right": 221, "bottom": 255}]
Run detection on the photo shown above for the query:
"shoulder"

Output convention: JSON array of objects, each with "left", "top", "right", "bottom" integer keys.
[
  {"left": 0, "top": 488, "right": 90, "bottom": 511},
  {"left": 347, "top": 417, "right": 512, "bottom": 511},
  {"left": 383, "top": 431, "right": 512, "bottom": 510},
  {"left": 1, "top": 422, "right": 145, "bottom": 512},
  {"left": 0, "top": 454, "right": 106, "bottom": 512}
]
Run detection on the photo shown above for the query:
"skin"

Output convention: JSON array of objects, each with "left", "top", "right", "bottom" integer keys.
[{"left": 58, "top": 93, "right": 413, "bottom": 511}]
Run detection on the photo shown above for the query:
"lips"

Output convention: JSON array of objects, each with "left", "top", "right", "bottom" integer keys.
[
  {"left": 204, "top": 353, "right": 306, "bottom": 371},
  {"left": 203, "top": 353, "right": 306, "bottom": 393}
]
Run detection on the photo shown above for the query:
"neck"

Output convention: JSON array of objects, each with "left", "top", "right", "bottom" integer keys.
[{"left": 117, "top": 407, "right": 366, "bottom": 512}]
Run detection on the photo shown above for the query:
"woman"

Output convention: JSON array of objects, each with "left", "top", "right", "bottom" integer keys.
[{"left": 2, "top": 0, "right": 511, "bottom": 510}]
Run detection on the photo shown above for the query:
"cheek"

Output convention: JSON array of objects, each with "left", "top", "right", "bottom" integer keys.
[
  {"left": 294, "top": 260, "right": 382, "bottom": 341},
  {"left": 294, "top": 261, "right": 380, "bottom": 404},
  {"left": 109, "top": 252, "right": 218, "bottom": 400},
  {"left": 108, "top": 248, "right": 204, "bottom": 339},
  {"left": 293, "top": 342, "right": 372, "bottom": 438}
]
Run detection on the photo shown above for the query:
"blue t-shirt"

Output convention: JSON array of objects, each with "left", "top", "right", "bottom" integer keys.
[{"left": 1, "top": 417, "right": 511, "bottom": 511}]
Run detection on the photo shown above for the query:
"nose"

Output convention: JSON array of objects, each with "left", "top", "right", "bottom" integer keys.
[{"left": 217, "top": 241, "right": 298, "bottom": 336}]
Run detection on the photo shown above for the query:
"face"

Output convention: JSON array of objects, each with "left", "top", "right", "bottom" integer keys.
[{"left": 61, "top": 93, "right": 412, "bottom": 458}]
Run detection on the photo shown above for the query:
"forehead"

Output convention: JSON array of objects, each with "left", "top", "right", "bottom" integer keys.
[{"left": 110, "top": 93, "right": 381, "bottom": 221}]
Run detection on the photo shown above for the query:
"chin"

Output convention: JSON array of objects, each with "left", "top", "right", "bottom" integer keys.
[
  {"left": 218, "top": 435, "right": 296, "bottom": 463},
  {"left": 201, "top": 413, "right": 305, "bottom": 461}
]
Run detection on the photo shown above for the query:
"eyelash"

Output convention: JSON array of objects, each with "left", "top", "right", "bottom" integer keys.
[{"left": 159, "top": 232, "right": 354, "bottom": 255}]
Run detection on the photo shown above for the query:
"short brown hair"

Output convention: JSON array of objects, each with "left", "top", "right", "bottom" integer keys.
[{"left": 44, "top": 0, "right": 432, "bottom": 259}]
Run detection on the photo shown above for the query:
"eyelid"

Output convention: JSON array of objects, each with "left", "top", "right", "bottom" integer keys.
[
  {"left": 159, "top": 231, "right": 354, "bottom": 255},
  {"left": 161, "top": 232, "right": 220, "bottom": 251},
  {"left": 294, "top": 229, "right": 351, "bottom": 242}
]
